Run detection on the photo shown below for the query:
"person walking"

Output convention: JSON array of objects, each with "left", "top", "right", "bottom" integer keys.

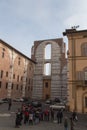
[
  {"left": 15, "top": 108, "right": 21, "bottom": 128},
  {"left": 60, "top": 109, "right": 63, "bottom": 123},
  {"left": 72, "top": 111, "right": 78, "bottom": 121},
  {"left": 19, "top": 108, "right": 23, "bottom": 125},
  {"left": 29, "top": 112, "right": 33, "bottom": 125},
  {"left": 57, "top": 109, "right": 63, "bottom": 124},
  {"left": 70, "top": 117, "right": 74, "bottom": 130},
  {"left": 57, "top": 110, "right": 60, "bottom": 123},
  {"left": 64, "top": 117, "right": 68, "bottom": 130},
  {"left": 8, "top": 99, "right": 12, "bottom": 111},
  {"left": 24, "top": 108, "right": 29, "bottom": 124},
  {"left": 50, "top": 108, "right": 54, "bottom": 121}
]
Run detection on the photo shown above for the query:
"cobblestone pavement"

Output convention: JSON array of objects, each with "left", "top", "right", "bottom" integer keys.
[{"left": 0, "top": 103, "right": 87, "bottom": 130}]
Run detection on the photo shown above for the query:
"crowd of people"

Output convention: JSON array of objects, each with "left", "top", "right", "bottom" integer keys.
[
  {"left": 14, "top": 102, "right": 78, "bottom": 130},
  {"left": 15, "top": 103, "right": 54, "bottom": 128}
]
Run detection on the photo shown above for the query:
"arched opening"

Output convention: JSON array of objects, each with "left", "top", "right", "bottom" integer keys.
[
  {"left": 44, "top": 44, "right": 51, "bottom": 59},
  {"left": 44, "top": 63, "right": 51, "bottom": 75}
]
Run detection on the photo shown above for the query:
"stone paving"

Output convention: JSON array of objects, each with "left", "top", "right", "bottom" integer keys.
[{"left": 0, "top": 102, "right": 87, "bottom": 130}]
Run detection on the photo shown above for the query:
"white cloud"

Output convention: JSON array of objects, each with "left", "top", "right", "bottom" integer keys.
[
  {"left": 0, "top": 0, "right": 87, "bottom": 57},
  {"left": 64, "top": 13, "right": 87, "bottom": 30}
]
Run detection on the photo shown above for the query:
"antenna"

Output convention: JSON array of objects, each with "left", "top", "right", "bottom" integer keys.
[{"left": 71, "top": 25, "right": 79, "bottom": 29}]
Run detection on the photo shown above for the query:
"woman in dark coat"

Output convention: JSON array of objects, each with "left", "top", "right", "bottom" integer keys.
[{"left": 15, "top": 108, "right": 21, "bottom": 128}]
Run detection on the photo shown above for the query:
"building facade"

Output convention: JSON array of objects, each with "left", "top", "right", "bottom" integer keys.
[
  {"left": 63, "top": 29, "right": 87, "bottom": 113},
  {"left": 0, "top": 39, "right": 35, "bottom": 99},
  {"left": 31, "top": 38, "right": 67, "bottom": 100}
]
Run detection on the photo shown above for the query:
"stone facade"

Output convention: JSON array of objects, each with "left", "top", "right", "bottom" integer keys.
[
  {"left": 0, "top": 39, "right": 35, "bottom": 99},
  {"left": 63, "top": 29, "right": 87, "bottom": 113},
  {"left": 31, "top": 38, "right": 67, "bottom": 100}
]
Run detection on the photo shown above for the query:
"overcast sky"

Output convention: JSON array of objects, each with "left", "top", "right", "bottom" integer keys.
[{"left": 0, "top": 0, "right": 87, "bottom": 57}]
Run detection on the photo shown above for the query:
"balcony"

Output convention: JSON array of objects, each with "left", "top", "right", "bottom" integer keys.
[
  {"left": 76, "top": 80, "right": 87, "bottom": 87},
  {"left": 76, "top": 80, "right": 83, "bottom": 87}
]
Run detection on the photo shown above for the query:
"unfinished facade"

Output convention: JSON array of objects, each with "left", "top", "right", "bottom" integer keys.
[{"left": 31, "top": 38, "right": 67, "bottom": 100}]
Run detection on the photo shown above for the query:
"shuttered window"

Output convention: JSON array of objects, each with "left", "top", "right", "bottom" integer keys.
[
  {"left": 81, "top": 43, "right": 87, "bottom": 56},
  {"left": 76, "top": 68, "right": 87, "bottom": 85},
  {"left": 85, "top": 97, "right": 87, "bottom": 107},
  {"left": 84, "top": 71, "right": 87, "bottom": 84},
  {"left": 76, "top": 71, "right": 84, "bottom": 80}
]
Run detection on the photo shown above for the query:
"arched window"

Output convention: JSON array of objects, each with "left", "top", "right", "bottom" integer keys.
[
  {"left": 44, "top": 63, "right": 51, "bottom": 75},
  {"left": 81, "top": 43, "right": 87, "bottom": 56},
  {"left": 44, "top": 44, "right": 51, "bottom": 59}
]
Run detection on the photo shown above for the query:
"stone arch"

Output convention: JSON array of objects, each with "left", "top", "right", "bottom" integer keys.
[
  {"left": 33, "top": 40, "right": 61, "bottom": 60},
  {"left": 35, "top": 40, "right": 60, "bottom": 76},
  {"left": 31, "top": 39, "right": 63, "bottom": 61}
]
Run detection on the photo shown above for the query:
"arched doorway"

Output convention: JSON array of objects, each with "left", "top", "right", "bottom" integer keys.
[{"left": 82, "top": 92, "right": 87, "bottom": 113}]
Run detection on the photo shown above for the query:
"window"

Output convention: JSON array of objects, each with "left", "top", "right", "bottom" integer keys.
[
  {"left": 18, "top": 57, "right": 20, "bottom": 65},
  {"left": 1, "top": 70, "right": 3, "bottom": 78},
  {"left": 17, "top": 75, "right": 19, "bottom": 82},
  {"left": 0, "top": 81, "right": 2, "bottom": 88},
  {"left": 6, "top": 82, "right": 8, "bottom": 89},
  {"left": 45, "top": 82, "right": 48, "bottom": 88},
  {"left": 26, "top": 78, "right": 27, "bottom": 82},
  {"left": 2, "top": 52, "right": 4, "bottom": 58},
  {"left": 13, "top": 74, "right": 15, "bottom": 79},
  {"left": 16, "top": 84, "right": 18, "bottom": 90},
  {"left": 6, "top": 71, "right": 8, "bottom": 77},
  {"left": 44, "top": 63, "right": 51, "bottom": 75},
  {"left": 76, "top": 71, "right": 84, "bottom": 80},
  {"left": 83, "top": 67, "right": 87, "bottom": 84},
  {"left": 84, "top": 71, "right": 87, "bottom": 84},
  {"left": 28, "top": 79, "right": 30, "bottom": 84},
  {"left": 18, "top": 60, "right": 20, "bottom": 65},
  {"left": 45, "top": 44, "right": 51, "bottom": 59},
  {"left": 28, "top": 86, "right": 30, "bottom": 91},
  {"left": 11, "top": 83, "right": 14, "bottom": 89},
  {"left": 31, "top": 86, "right": 33, "bottom": 91},
  {"left": 2, "top": 48, "right": 5, "bottom": 58},
  {"left": 21, "top": 76, "right": 23, "bottom": 81},
  {"left": 77, "top": 67, "right": 87, "bottom": 84},
  {"left": 81, "top": 43, "right": 87, "bottom": 56},
  {"left": 21, "top": 85, "right": 23, "bottom": 90},
  {"left": 85, "top": 97, "right": 87, "bottom": 107}
]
